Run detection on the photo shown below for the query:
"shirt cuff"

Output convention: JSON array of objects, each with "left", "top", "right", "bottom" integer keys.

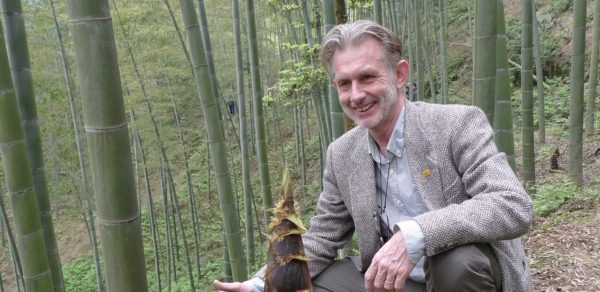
[
  {"left": 244, "top": 277, "right": 264, "bottom": 292},
  {"left": 394, "top": 220, "right": 425, "bottom": 264}
]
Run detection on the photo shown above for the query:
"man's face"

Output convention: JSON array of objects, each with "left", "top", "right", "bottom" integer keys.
[{"left": 332, "top": 39, "right": 403, "bottom": 132}]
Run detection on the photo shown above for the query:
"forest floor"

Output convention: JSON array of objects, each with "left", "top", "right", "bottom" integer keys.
[
  {"left": 523, "top": 132, "right": 600, "bottom": 291},
  {"left": 526, "top": 206, "right": 600, "bottom": 291}
]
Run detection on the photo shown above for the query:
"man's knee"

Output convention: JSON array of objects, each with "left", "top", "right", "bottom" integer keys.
[
  {"left": 425, "top": 243, "right": 500, "bottom": 292},
  {"left": 313, "top": 257, "right": 365, "bottom": 292}
]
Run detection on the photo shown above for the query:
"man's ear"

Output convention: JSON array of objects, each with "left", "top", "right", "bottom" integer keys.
[{"left": 394, "top": 60, "right": 409, "bottom": 90}]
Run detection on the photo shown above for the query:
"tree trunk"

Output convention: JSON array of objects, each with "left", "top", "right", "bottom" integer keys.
[
  {"left": 521, "top": 0, "right": 536, "bottom": 193},
  {"left": 232, "top": 0, "right": 255, "bottom": 271},
  {"left": 48, "top": 0, "right": 103, "bottom": 289},
  {"left": 66, "top": 1, "right": 149, "bottom": 290},
  {"left": 0, "top": 22, "right": 54, "bottom": 291},
  {"left": 246, "top": 0, "right": 274, "bottom": 226},
  {"left": 493, "top": 0, "right": 516, "bottom": 170},
  {"left": 0, "top": 2, "right": 64, "bottom": 289},
  {"left": 438, "top": 0, "right": 449, "bottom": 104},
  {"left": 473, "top": 0, "right": 497, "bottom": 123},
  {"left": 179, "top": 0, "right": 247, "bottom": 281},
  {"left": 586, "top": 0, "right": 600, "bottom": 136},
  {"left": 533, "top": 1, "right": 546, "bottom": 143},
  {"left": 323, "top": 0, "right": 345, "bottom": 141},
  {"left": 569, "top": 0, "right": 586, "bottom": 186}
]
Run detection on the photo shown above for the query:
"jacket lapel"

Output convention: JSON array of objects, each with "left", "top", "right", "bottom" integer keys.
[
  {"left": 347, "top": 129, "right": 381, "bottom": 271},
  {"left": 404, "top": 101, "right": 446, "bottom": 210}
]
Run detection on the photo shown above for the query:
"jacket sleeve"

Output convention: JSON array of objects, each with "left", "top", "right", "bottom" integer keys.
[
  {"left": 413, "top": 107, "right": 533, "bottom": 256},
  {"left": 302, "top": 144, "right": 355, "bottom": 278}
]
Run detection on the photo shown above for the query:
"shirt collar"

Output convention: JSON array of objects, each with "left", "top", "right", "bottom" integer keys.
[{"left": 368, "top": 107, "right": 406, "bottom": 163}]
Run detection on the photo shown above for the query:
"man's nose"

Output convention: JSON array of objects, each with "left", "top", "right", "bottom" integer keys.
[{"left": 350, "top": 82, "right": 365, "bottom": 103}]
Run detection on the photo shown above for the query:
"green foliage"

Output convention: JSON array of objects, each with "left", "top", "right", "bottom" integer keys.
[
  {"left": 511, "top": 77, "right": 571, "bottom": 136},
  {"left": 446, "top": 1, "right": 470, "bottom": 27},
  {"left": 506, "top": 16, "right": 566, "bottom": 79},
  {"left": 534, "top": 174, "right": 598, "bottom": 216},
  {"left": 548, "top": 0, "right": 573, "bottom": 15},
  {"left": 63, "top": 257, "right": 99, "bottom": 291},
  {"left": 264, "top": 44, "right": 326, "bottom": 104},
  {"left": 538, "top": 77, "right": 571, "bottom": 134},
  {"left": 348, "top": 0, "right": 372, "bottom": 9}
]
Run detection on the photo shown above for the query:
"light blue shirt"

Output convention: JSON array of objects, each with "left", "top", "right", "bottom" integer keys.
[{"left": 367, "top": 107, "right": 427, "bottom": 282}]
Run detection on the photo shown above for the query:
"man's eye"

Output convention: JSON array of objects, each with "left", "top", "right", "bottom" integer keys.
[{"left": 362, "top": 75, "right": 375, "bottom": 82}]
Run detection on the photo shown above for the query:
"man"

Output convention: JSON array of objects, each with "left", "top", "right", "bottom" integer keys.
[{"left": 215, "top": 20, "right": 532, "bottom": 292}]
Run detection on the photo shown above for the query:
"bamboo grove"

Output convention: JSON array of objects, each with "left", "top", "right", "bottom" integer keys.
[{"left": 0, "top": 0, "right": 597, "bottom": 290}]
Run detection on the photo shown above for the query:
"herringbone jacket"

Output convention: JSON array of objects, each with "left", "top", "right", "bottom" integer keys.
[{"left": 299, "top": 100, "right": 533, "bottom": 292}]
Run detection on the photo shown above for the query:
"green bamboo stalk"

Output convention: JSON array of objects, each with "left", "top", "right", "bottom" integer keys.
[
  {"left": 0, "top": 23, "right": 53, "bottom": 290},
  {"left": 301, "top": 0, "right": 314, "bottom": 45},
  {"left": 0, "top": 203, "right": 5, "bottom": 248},
  {"left": 48, "top": 0, "right": 104, "bottom": 289},
  {"left": 223, "top": 235, "right": 232, "bottom": 282},
  {"left": 66, "top": 1, "right": 148, "bottom": 290},
  {"left": 166, "top": 171, "right": 181, "bottom": 266},
  {"left": 522, "top": 0, "right": 536, "bottom": 192},
  {"left": 569, "top": 0, "right": 586, "bottom": 186},
  {"left": 414, "top": 0, "right": 425, "bottom": 101},
  {"left": 162, "top": 0, "right": 194, "bottom": 77},
  {"left": 473, "top": 0, "right": 497, "bottom": 122},
  {"left": 294, "top": 105, "right": 301, "bottom": 165},
  {"left": 272, "top": 104, "right": 288, "bottom": 167},
  {"left": 0, "top": 2, "right": 64, "bottom": 289},
  {"left": 374, "top": 0, "right": 382, "bottom": 24},
  {"left": 303, "top": 102, "right": 311, "bottom": 147},
  {"left": 299, "top": 0, "right": 329, "bottom": 149},
  {"left": 405, "top": 0, "right": 414, "bottom": 100},
  {"left": 298, "top": 105, "right": 307, "bottom": 199},
  {"left": 133, "top": 128, "right": 162, "bottom": 292},
  {"left": 493, "top": 0, "right": 516, "bottom": 170},
  {"left": 112, "top": 2, "right": 196, "bottom": 287},
  {"left": 179, "top": 0, "right": 247, "bottom": 281},
  {"left": 422, "top": 0, "right": 438, "bottom": 103},
  {"left": 314, "top": 0, "right": 331, "bottom": 143},
  {"left": 231, "top": 0, "right": 255, "bottom": 271},
  {"left": 0, "top": 184, "right": 25, "bottom": 290},
  {"left": 165, "top": 74, "right": 202, "bottom": 281},
  {"left": 438, "top": 0, "right": 448, "bottom": 104},
  {"left": 165, "top": 165, "right": 195, "bottom": 291},
  {"left": 387, "top": 0, "right": 398, "bottom": 33},
  {"left": 159, "top": 165, "right": 174, "bottom": 290},
  {"left": 197, "top": 0, "right": 224, "bottom": 119},
  {"left": 586, "top": 0, "right": 600, "bottom": 136},
  {"left": 532, "top": 2, "right": 546, "bottom": 143},
  {"left": 323, "top": 0, "right": 345, "bottom": 141},
  {"left": 246, "top": 0, "right": 274, "bottom": 226}
]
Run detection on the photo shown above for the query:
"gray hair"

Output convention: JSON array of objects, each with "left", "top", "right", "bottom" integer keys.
[{"left": 320, "top": 20, "right": 403, "bottom": 75}]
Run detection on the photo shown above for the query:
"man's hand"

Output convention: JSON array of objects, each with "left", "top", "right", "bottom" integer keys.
[
  {"left": 213, "top": 279, "right": 254, "bottom": 292},
  {"left": 364, "top": 231, "right": 416, "bottom": 292}
]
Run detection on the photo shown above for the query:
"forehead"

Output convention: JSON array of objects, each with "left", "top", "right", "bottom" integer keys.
[{"left": 332, "top": 39, "right": 387, "bottom": 77}]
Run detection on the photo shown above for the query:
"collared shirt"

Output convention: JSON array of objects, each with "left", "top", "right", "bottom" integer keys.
[{"left": 367, "top": 107, "right": 427, "bottom": 282}]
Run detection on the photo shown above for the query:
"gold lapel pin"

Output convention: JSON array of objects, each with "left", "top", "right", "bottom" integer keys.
[{"left": 422, "top": 169, "right": 431, "bottom": 177}]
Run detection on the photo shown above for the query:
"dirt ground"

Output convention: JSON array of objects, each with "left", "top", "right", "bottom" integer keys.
[{"left": 525, "top": 206, "right": 600, "bottom": 291}]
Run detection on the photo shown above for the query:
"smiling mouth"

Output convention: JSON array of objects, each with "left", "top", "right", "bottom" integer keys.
[{"left": 354, "top": 102, "right": 375, "bottom": 112}]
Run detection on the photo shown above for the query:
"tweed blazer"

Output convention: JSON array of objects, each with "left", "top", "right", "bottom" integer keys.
[{"left": 298, "top": 100, "right": 533, "bottom": 292}]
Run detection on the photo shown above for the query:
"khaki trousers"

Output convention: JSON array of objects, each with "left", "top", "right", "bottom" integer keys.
[{"left": 312, "top": 243, "right": 501, "bottom": 292}]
